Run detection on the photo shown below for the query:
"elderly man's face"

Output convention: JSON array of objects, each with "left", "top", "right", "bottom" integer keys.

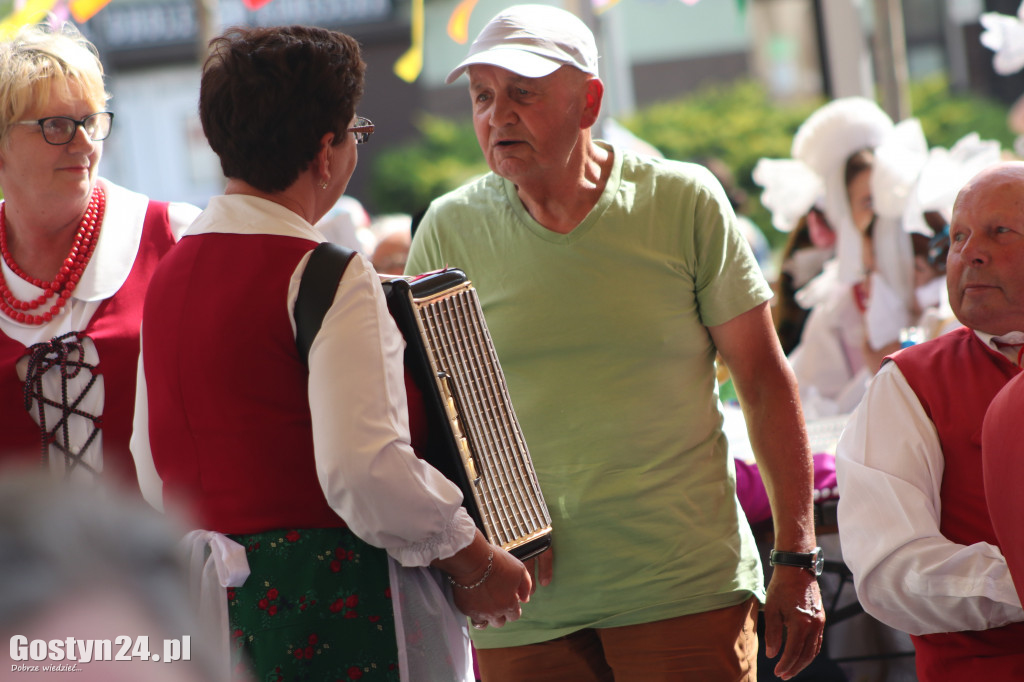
[
  {"left": 466, "top": 64, "right": 591, "bottom": 183},
  {"left": 947, "top": 163, "right": 1024, "bottom": 335}
]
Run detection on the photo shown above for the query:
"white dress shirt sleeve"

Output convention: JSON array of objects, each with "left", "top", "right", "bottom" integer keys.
[
  {"left": 836, "top": 361, "right": 1024, "bottom": 635},
  {"left": 302, "top": 253, "right": 476, "bottom": 567}
]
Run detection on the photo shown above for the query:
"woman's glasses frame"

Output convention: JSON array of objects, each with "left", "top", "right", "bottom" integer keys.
[
  {"left": 347, "top": 117, "right": 374, "bottom": 145},
  {"left": 14, "top": 112, "right": 114, "bottom": 146}
]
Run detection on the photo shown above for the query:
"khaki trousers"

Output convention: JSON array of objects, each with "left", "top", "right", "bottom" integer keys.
[{"left": 476, "top": 596, "right": 759, "bottom": 682}]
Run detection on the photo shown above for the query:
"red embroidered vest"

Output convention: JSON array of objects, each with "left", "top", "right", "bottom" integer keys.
[
  {"left": 0, "top": 201, "right": 172, "bottom": 489},
  {"left": 890, "top": 327, "right": 1024, "bottom": 680},
  {"left": 141, "top": 232, "right": 348, "bottom": 534}
]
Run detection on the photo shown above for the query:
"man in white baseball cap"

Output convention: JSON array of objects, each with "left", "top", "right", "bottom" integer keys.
[
  {"left": 408, "top": 5, "right": 825, "bottom": 680},
  {"left": 445, "top": 3, "right": 599, "bottom": 84}
]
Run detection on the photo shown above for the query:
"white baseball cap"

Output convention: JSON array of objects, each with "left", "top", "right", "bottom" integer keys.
[{"left": 445, "top": 4, "right": 600, "bottom": 85}]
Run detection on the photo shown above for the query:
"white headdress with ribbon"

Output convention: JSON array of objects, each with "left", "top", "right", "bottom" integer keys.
[
  {"left": 912, "top": 133, "right": 1003, "bottom": 233},
  {"left": 870, "top": 118, "right": 929, "bottom": 221},
  {"left": 867, "top": 118, "right": 929, "bottom": 338},
  {"left": 751, "top": 158, "right": 825, "bottom": 233},
  {"left": 792, "top": 97, "right": 894, "bottom": 286}
]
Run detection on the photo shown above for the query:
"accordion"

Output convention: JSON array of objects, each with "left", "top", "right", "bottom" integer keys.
[{"left": 383, "top": 269, "right": 552, "bottom": 561}]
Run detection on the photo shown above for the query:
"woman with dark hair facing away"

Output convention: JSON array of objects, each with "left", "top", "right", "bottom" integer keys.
[{"left": 131, "top": 25, "right": 531, "bottom": 682}]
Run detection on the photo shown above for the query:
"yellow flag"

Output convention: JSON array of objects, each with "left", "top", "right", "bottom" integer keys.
[
  {"left": 446, "top": 0, "right": 479, "bottom": 44},
  {"left": 0, "top": 0, "right": 59, "bottom": 39},
  {"left": 70, "top": 0, "right": 112, "bottom": 23},
  {"left": 394, "top": 0, "right": 424, "bottom": 82}
]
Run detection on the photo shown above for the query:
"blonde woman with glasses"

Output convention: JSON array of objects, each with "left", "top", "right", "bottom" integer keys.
[{"left": 0, "top": 22, "right": 200, "bottom": 487}]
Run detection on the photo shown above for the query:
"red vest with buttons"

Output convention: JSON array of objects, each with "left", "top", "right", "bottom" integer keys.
[
  {"left": 890, "top": 326, "right": 1024, "bottom": 680},
  {"left": 0, "top": 200, "right": 173, "bottom": 489}
]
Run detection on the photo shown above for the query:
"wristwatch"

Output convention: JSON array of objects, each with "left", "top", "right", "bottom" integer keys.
[{"left": 769, "top": 547, "right": 824, "bottom": 576}]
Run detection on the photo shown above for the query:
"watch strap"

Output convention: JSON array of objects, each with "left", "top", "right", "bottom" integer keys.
[{"left": 769, "top": 547, "right": 824, "bottom": 575}]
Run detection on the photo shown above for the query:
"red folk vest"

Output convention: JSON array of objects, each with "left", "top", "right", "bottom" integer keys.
[
  {"left": 141, "top": 232, "right": 348, "bottom": 534},
  {"left": 0, "top": 201, "right": 173, "bottom": 489},
  {"left": 982, "top": 372, "right": 1024, "bottom": 610},
  {"left": 890, "top": 327, "right": 1024, "bottom": 680}
]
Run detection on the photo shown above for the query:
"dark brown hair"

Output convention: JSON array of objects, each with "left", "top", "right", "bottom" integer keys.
[
  {"left": 772, "top": 209, "right": 828, "bottom": 354},
  {"left": 199, "top": 25, "right": 365, "bottom": 193}
]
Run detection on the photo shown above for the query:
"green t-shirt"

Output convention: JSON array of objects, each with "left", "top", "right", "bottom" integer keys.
[{"left": 406, "top": 144, "right": 772, "bottom": 647}]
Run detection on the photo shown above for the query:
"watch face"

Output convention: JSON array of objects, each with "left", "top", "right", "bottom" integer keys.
[{"left": 812, "top": 549, "right": 824, "bottom": 576}]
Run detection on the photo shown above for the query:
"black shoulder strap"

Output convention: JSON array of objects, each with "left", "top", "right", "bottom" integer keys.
[{"left": 294, "top": 242, "right": 357, "bottom": 365}]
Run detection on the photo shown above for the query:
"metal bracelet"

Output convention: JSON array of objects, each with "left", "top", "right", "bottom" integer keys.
[{"left": 447, "top": 548, "right": 494, "bottom": 590}]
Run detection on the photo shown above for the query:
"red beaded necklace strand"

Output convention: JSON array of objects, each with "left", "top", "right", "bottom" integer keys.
[{"left": 0, "top": 185, "right": 105, "bottom": 325}]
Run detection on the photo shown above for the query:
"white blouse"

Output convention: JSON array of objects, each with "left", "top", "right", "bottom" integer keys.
[{"left": 835, "top": 333, "right": 1024, "bottom": 636}]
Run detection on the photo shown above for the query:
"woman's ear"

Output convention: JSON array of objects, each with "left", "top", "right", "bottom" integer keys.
[{"left": 316, "top": 132, "right": 336, "bottom": 181}]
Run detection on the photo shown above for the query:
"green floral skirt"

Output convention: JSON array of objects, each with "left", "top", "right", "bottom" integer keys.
[{"left": 227, "top": 526, "right": 400, "bottom": 682}]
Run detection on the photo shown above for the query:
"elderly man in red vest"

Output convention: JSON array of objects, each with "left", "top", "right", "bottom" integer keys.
[{"left": 837, "top": 161, "right": 1024, "bottom": 680}]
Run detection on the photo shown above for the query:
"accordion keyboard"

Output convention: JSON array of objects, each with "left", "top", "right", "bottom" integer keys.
[{"left": 412, "top": 282, "right": 552, "bottom": 556}]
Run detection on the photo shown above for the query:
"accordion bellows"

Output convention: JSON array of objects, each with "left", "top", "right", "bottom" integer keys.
[{"left": 383, "top": 269, "right": 552, "bottom": 561}]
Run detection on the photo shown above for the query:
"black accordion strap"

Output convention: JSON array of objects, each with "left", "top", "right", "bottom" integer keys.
[{"left": 294, "top": 242, "right": 357, "bottom": 365}]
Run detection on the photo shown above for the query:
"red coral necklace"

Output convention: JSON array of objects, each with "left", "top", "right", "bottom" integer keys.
[{"left": 0, "top": 185, "right": 105, "bottom": 325}]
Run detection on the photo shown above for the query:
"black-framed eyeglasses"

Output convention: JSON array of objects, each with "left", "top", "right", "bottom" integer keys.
[
  {"left": 347, "top": 116, "right": 374, "bottom": 144},
  {"left": 14, "top": 112, "right": 114, "bottom": 145}
]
